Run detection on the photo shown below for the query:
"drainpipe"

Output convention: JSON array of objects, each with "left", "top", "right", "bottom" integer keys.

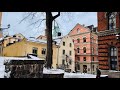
[{"left": 90, "top": 32, "right": 92, "bottom": 74}]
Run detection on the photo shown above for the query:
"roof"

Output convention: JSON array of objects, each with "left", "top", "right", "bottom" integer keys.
[
  {"left": 4, "top": 55, "right": 44, "bottom": 61},
  {"left": 27, "top": 37, "right": 47, "bottom": 44}
]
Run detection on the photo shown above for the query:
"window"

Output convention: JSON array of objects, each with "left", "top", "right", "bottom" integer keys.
[
  {"left": 63, "top": 50, "right": 65, "bottom": 55},
  {"left": 92, "top": 65, "right": 94, "bottom": 71},
  {"left": 83, "top": 57, "right": 86, "bottom": 61},
  {"left": 107, "top": 12, "right": 116, "bottom": 30},
  {"left": 77, "top": 28, "right": 80, "bottom": 34},
  {"left": 93, "top": 57, "right": 94, "bottom": 61},
  {"left": 83, "top": 37, "right": 86, "bottom": 43},
  {"left": 32, "top": 47, "right": 38, "bottom": 55},
  {"left": 77, "top": 57, "right": 80, "bottom": 61},
  {"left": 92, "top": 48, "right": 94, "bottom": 54},
  {"left": 83, "top": 47, "right": 86, "bottom": 53},
  {"left": 62, "top": 59, "right": 65, "bottom": 65},
  {"left": 110, "top": 46, "right": 118, "bottom": 70},
  {"left": 73, "top": 39, "right": 74, "bottom": 43},
  {"left": 41, "top": 48, "right": 46, "bottom": 55},
  {"left": 77, "top": 38, "right": 80, "bottom": 43},
  {"left": 69, "top": 59, "right": 72, "bottom": 65},
  {"left": 63, "top": 42, "right": 65, "bottom": 46},
  {"left": 70, "top": 43, "right": 72, "bottom": 47},
  {"left": 69, "top": 51, "right": 72, "bottom": 56},
  {"left": 77, "top": 64, "right": 80, "bottom": 70},
  {"left": 92, "top": 37, "right": 94, "bottom": 43},
  {"left": 77, "top": 48, "right": 80, "bottom": 53}
]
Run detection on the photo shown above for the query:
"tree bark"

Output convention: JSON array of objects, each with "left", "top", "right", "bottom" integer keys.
[
  {"left": 46, "top": 12, "right": 53, "bottom": 69},
  {"left": 46, "top": 12, "right": 60, "bottom": 69}
]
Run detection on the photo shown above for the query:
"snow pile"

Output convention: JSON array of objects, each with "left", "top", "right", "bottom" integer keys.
[
  {"left": 43, "top": 68, "right": 64, "bottom": 74},
  {"left": 0, "top": 57, "right": 5, "bottom": 78},
  {"left": 64, "top": 72, "right": 96, "bottom": 78},
  {"left": 28, "top": 55, "right": 41, "bottom": 60}
]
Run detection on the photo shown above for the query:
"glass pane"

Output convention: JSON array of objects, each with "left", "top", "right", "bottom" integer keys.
[{"left": 111, "top": 48, "right": 113, "bottom": 56}]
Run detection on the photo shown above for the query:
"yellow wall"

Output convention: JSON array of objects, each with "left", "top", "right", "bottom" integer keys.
[{"left": 3, "top": 39, "right": 58, "bottom": 68}]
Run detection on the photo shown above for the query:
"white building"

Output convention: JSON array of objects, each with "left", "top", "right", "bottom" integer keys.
[{"left": 57, "top": 35, "right": 75, "bottom": 72}]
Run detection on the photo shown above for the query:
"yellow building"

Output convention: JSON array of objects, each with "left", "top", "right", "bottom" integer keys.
[
  {"left": 3, "top": 33, "right": 25, "bottom": 47},
  {"left": 3, "top": 37, "right": 58, "bottom": 69}
]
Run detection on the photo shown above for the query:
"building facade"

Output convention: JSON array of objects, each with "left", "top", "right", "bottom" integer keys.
[
  {"left": 68, "top": 23, "right": 98, "bottom": 74},
  {"left": 3, "top": 38, "right": 58, "bottom": 69},
  {"left": 57, "top": 35, "right": 75, "bottom": 72},
  {"left": 0, "top": 33, "right": 25, "bottom": 56},
  {"left": 97, "top": 12, "right": 120, "bottom": 76}
]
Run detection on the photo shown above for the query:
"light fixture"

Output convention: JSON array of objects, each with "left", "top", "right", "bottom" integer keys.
[{"left": 116, "top": 33, "right": 120, "bottom": 41}]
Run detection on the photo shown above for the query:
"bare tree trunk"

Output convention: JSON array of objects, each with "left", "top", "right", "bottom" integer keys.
[
  {"left": 46, "top": 12, "right": 60, "bottom": 69},
  {"left": 46, "top": 12, "right": 53, "bottom": 69}
]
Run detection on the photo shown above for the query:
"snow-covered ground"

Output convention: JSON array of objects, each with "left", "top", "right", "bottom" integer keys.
[
  {"left": 64, "top": 72, "right": 96, "bottom": 78},
  {"left": 0, "top": 57, "right": 5, "bottom": 78},
  {"left": 0, "top": 56, "right": 108, "bottom": 78},
  {"left": 43, "top": 68, "right": 64, "bottom": 74}
]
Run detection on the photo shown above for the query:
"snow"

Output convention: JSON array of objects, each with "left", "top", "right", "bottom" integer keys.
[
  {"left": 27, "top": 37, "right": 47, "bottom": 44},
  {"left": 43, "top": 68, "right": 64, "bottom": 74},
  {"left": 0, "top": 38, "right": 3, "bottom": 41},
  {"left": 0, "top": 57, "right": 5, "bottom": 78},
  {"left": 109, "top": 70, "right": 120, "bottom": 72},
  {"left": 27, "top": 55, "right": 42, "bottom": 60},
  {"left": 64, "top": 72, "right": 96, "bottom": 78},
  {"left": 3, "top": 55, "right": 44, "bottom": 61}
]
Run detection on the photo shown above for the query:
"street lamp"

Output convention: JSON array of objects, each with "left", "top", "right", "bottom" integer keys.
[
  {"left": 0, "top": 24, "right": 10, "bottom": 31},
  {"left": 116, "top": 33, "right": 120, "bottom": 41}
]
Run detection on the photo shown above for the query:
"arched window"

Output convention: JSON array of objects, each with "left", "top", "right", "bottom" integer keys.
[
  {"left": 83, "top": 47, "right": 86, "bottom": 53},
  {"left": 77, "top": 38, "right": 80, "bottom": 43},
  {"left": 110, "top": 46, "right": 118, "bottom": 70},
  {"left": 106, "top": 12, "right": 116, "bottom": 30}
]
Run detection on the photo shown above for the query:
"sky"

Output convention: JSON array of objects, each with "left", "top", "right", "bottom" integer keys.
[{"left": 1, "top": 12, "right": 97, "bottom": 38}]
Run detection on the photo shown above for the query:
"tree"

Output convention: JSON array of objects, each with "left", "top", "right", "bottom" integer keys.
[
  {"left": 45, "top": 12, "right": 60, "bottom": 69},
  {"left": 20, "top": 12, "right": 60, "bottom": 69}
]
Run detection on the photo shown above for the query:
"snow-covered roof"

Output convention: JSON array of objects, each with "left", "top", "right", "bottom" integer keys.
[
  {"left": 27, "top": 37, "right": 47, "bottom": 44},
  {"left": 53, "top": 36, "right": 62, "bottom": 45},
  {"left": 64, "top": 72, "right": 96, "bottom": 78},
  {"left": 0, "top": 38, "right": 3, "bottom": 41}
]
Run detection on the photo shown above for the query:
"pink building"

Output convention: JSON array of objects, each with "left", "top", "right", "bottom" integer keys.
[{"left": 68, "top": 23, "right": 98, "bottom": 74}]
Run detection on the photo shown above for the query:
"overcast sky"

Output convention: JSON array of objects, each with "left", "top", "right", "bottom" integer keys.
[{"left": 1, "top": 12, "right": 97, "bottom": 38}]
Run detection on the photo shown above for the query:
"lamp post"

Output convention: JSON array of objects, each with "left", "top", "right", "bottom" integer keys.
[
  {"left": 0, "top": 24, "right": 10, "bottom": 31},
  {"left": 0, "top": 24, "right": 10, "bottom": 56}
]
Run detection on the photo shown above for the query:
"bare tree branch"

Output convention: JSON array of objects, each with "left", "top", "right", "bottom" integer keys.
[
  {"left": 52, "top": 12, "right": 60, "bottom": 20},
  {"left": 30, "top": 12, "right": 37, "bottom": 20},
  {"left": 19, "top": 12, "right": 33, "bottom": 24},
  {"left": 28, "top": 18, "right": 45, "bottom": 26},
  {"left": 36, "top": 19, "right": 46, "bottom": 28}
]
